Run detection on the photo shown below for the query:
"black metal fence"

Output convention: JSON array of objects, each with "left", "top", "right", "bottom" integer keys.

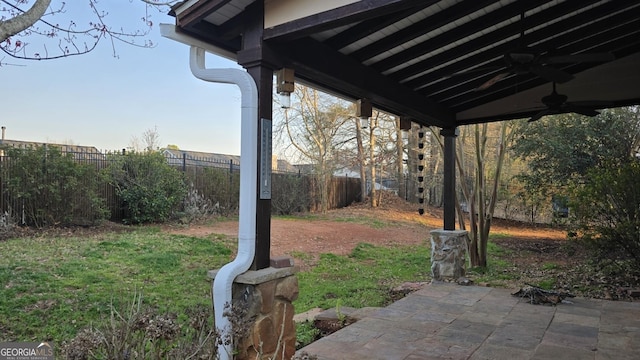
[{"left": 0, "top": 149, "right": 361, "bottom": 224}]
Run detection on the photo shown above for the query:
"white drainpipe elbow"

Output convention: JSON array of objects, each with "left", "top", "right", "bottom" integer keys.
[{"left": 189, "top": 46, "right": 258, "bottom": 360}]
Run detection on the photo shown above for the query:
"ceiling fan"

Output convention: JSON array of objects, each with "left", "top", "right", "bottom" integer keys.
[
  {"left": 474, "top": 10, "right": 614, "bottom": 91},
  {"left": 477, "top": 49, "right": 615, "bottom": 91},
  {"left": 527, "top": 82, "right": 608, "bottom": 123}
]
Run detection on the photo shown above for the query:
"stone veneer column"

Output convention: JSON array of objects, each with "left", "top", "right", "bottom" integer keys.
[
  {"left": 208, "top": 264, "right": 298, "bottom": 360},
  {"left": 430, "top": 229, "right": 468, "bottom": 281}
]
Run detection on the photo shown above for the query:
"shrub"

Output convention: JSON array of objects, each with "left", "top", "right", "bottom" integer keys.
[
  {"left": 570, "top": 160, "right": 640, "bottom": 270},
  {"left": 105, "top": 152, "right": 187, "bottom": 224},
  {"left": 1, "top": 146, "right": 108, "bottom": 227},
  {"left": 272, "top": 173, "right": 310, "bottom": 215}
]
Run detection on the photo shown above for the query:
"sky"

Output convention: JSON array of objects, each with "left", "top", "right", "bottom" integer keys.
[{"left": 2, "top": 1, "right": 245, "bottom": 155}]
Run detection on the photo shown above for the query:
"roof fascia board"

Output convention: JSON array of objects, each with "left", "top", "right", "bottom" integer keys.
[
  {"left": 160, "top": 23, "right": 238, "bottom": 61},
  {"left": 175, "top": 0, "right": 235, "bottom": 27}
]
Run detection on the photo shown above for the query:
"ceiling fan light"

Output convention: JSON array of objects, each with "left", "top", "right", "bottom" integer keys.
[{"left": 509, "top": 52, "right": 535, "bottom": 63}]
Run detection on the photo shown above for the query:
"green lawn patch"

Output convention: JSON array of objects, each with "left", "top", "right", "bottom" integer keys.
[
  {"left": 294, "top": 242, "right": 431, "bottom": 313},
  {"left": 0, "top": 229, "right": 232, "bottom": 343}
]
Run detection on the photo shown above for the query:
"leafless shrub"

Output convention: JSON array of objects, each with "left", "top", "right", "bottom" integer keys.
[
  {"left": 62, "top": 292, "right": 220, "bottom": 359},
  {"left": 63, "top": 291, "right": 319, "bottom": 360},
  {"left": 272, "top": 173, "right": 310, "bottom": 215},
  {"left": 181, "top": 183, "right": 216, "bottom": 223},
  {"left": 65, "top": 328, "right": 105, "bottom": 360}
]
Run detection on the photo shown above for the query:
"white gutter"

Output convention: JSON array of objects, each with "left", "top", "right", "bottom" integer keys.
[
  {"left": 161, "top": 24, "right": 260, "bottom": 359},
  {"left": 190, "top": 46, "right": 257, "bottom": 360},
  {"left": 190, "top": 45, "right": 258, "bottom": 360}
]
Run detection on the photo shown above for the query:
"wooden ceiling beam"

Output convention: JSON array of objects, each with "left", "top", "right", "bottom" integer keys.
[
  {"left": 263, "top": 0, "right": 430, "bottom": 42},
  {"left": 273, "top": 37, "right": 454, "bottom": 128},
  {"left": 350, "top": 0, "right": 497, "bottom": 62},
  {"left": 449, "top": 37, "right": 640, "bottom": 113},
  {"left": 371, "top": 0, "right": 549, "bottom": 73},
  {"left": 418, "top": 6, "right": 638, "bottom": 100},
  {"left": 434, "top": 21, "right": 640, "bottom": 110},
  {"left": 395, "top": 0, "right": 604, "bottom": 86},
  {"left": 324, "top": 3, "right": 431, "bottom": 50}
]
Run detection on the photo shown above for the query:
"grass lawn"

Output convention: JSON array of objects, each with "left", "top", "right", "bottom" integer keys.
[
  {"left": 0, "top": 227, "right": 234, "bottom": 343},
  {"left": 294, "top": 242, "right": 431, "bottom": 312},
  {"left": 0, "top": 222, "right": 439, "bottom": 350}
]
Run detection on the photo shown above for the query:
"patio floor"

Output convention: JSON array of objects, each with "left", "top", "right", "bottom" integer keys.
[{"left": 297, "top": 282, "right": 640, "bottom": 360}]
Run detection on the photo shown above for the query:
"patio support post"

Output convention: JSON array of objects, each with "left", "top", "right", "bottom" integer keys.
[
  {"left": 238, "top": 1, "right": 276, "bottom": 270},
  {"left": 431, "top": 127, "right": 466, "bottom": 281},
  {"left": 441, "top": 127, "right": 458, "bottom": 230}
]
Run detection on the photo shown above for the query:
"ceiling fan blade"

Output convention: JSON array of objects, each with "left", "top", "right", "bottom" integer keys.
[
  {"left": 528, "top": 109, "right": 554, "bottom": 123},
  {"left": 476, "top": 72, "right": 510, "bottom": 91},
  {"left": 563, "top": 104, "right": 600, "bottom": 117},
  {"left": 530, "top": 64, "right": 574, "bottom": 83},
  {"left": 571, "top": 100, "right": 614, "bottom": 108},
  {"left": 545, "top": 52, "right": 615, "bottom": 64}
]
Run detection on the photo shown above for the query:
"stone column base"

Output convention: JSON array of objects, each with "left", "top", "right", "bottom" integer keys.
[
  {"left": 430, "top": 229, "right": 468, "bottom": 281},
  {"left": 208, "top": 266, "right": 299, "bottom": 360}
]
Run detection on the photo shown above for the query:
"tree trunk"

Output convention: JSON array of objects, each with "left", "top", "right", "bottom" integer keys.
[
  {"left": 468, "top": 122, "right": 508, "bottom": 267},
  {"left": 356, "top": 118, "right": 367, "bottom": 202},
  {"left": 369, "top": 117, "right": 378, "bottom": 208},
  {"left": 395, "top": 117, "right": 406, "bottom": 201},
  {"left": 436, "top": 123, "right": 509, "bottom": 268},
  {"left": 474, "top": 123, "right": 488, "bottom": 268}
]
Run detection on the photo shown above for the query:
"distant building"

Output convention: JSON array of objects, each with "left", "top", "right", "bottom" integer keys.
[
  {"left": 292, "top": 163, "right": 315, "bottom": 175},
  {"left": 161, "top": 148, "right": 304, "bottom": 174},
  {"left": 275, "top": 158, "right": 298, "bottom": 173},
  {"left": 0, "top": 139, "right": 103, "bottom": 160},
  {"left": 161, "top": 148, "right": 241, "bottom": 170}
]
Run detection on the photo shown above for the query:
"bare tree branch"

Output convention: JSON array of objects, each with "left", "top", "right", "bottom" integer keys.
[
  {"left": 0, "top": 0, "right": 51, "bottom": 42},
  {"left": 0, "top": 0, "right": 178, "bottom": 64}
]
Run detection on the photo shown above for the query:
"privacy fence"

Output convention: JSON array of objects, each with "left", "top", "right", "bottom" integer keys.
[{"left": 0, "top": 147, "right": 361, "bottom": 226}]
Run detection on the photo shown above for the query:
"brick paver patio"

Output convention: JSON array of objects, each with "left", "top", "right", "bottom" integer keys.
[{"left": 298, "top": 282, "right": 640, "bottom": 360}]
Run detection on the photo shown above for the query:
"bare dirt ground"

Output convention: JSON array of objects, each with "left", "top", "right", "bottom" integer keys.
[{"left": 166, "top": 193, "right": 639, "bottom": 301}]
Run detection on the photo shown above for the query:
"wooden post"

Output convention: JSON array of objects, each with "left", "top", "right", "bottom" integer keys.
[
  {"left": 237, "top": 1, "right": 278, "bottom": 270},
  {"left": 441, "top": 127, "right": 458, "bottom": 231}
]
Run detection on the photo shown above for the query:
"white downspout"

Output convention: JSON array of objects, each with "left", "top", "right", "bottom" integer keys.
[{"left": 189, "top": 46, "right": 258, "bottom": 360}]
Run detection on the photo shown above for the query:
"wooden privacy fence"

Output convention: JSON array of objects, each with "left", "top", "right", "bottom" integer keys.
[{"left": 0, "top": 149, "right": 362, "bottom": 223}]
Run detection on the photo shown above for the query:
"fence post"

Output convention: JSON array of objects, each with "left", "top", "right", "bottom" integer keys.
[
  {"left": 229, "top": 159, "right": 234, "bottom": 208},
  {"left": 344, "top": 175, "right": 347, "bottom": 207},
  {"left": 183, "top": 153, "right": 187, "bottom": 172}
]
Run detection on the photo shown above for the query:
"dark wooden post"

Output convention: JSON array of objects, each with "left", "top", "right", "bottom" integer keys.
[
  {"left": 237, "top": 1, "right": 279, "bottom": 270},
  {"left": 441, "top": 127, "right": 458, "bottom": 230}
]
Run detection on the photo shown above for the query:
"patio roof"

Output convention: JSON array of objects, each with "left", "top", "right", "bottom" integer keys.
[{"left": 169, "top": 0, "right": 640, "bottom": 128}]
